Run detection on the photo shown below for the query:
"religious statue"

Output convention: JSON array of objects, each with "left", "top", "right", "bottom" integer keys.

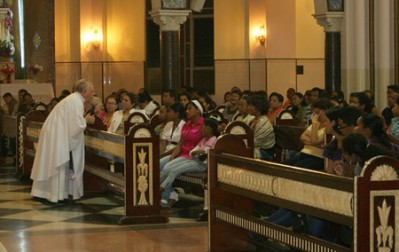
[{"left": 1, "top": 9, "right": 13, "bottom": 42}]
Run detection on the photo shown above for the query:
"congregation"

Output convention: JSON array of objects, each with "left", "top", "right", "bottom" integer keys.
[{"left": 2, "top": 82, "right": 399, "bottom": 249}]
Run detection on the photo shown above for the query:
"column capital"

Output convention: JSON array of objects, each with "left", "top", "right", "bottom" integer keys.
[
  {"left": 313, "top": 12, "right": 344, "bottom": 32},
  {"left": 150, "top": 9, "right": 191, "bottom": 31}
]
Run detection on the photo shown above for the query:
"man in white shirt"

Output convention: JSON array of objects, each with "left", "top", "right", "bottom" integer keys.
[{"left": 31, "top": 79, "right": 95, "bottom": 203}]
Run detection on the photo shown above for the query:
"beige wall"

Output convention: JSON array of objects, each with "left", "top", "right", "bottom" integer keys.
[
  {"left": 55, "top": 0, "right": 80, "bottom": 62},
  {"left": 295, "top": 0, "right": 324, "bottom": 58},
  {"left": 105, "top": 0, "right": 145, "bottom": 61},
  {"left": 54, "top": 0, "right": 145, "bottom": 98},
  {"left": 214, "top": 0, "right": 249, "bottom": 59},
  {"left": 53, "top": 0, "right": 324, "bottom": 102},
  {"left": 214, "top": 0, "right": 324, "bottom": 102},
  {"left": 265, "top": 0, "right": 296, "bottom": 58}
]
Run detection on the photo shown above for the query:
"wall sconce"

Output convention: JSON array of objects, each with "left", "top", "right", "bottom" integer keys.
[
  {"left": 255, "top": 25, "right": 267, "bottom": 46},
  {"left": 90, "top": 30, "right": 101, "bottom": 50},
  {"left": 83, "top": 29, "right": 102, "bottom": 50}
]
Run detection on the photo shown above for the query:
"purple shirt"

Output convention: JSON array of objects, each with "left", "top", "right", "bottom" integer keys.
[{"left": 179, "top": 117, "right": 204, "bottom": 159}]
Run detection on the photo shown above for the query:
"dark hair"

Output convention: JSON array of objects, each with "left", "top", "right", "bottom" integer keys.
[
  {"left": 178, "top": 92, "right": 191, "bottom": 101},
  {"left": 231, "top": 89, "right": 242, "bottom": 97},
  {"left": 2, "top": 92, "right": 12, "bottom": 98},
  {"left": 387, "top": 84, "right": 399, "bottom": 94},
  {"left": 200, "top": 95, "right": 215, "bottom": 111},
  {"left": 311, "top": 87, "right": 328, "bottom": 99},
  {"left": 124, "top": 92, "right": 136, "bottom": 105},
  {"left": 204, "top": 118, "right": 220, "bottom": 137},
  {"left": 138, "top": 90, "right": 153, "bottom": 103},
  {"left": 338, "top": 106, "right": 362, "bottom": 127},
  {"left": 163, "top": 89, "right": 176, "bottom": 100},
  {"left": 290, "top": 92, "right": 305, "bottom": 114},
  {"left": 313, "top": 98, "right": 333, "bottom": 111},
  {"left": 326, "top": 107, "right": 342, "bottom": 122},
  {"left": 23, "top": 93, "right": 33, "bottom": 98},
  {"left": 325, "top": 107, "right": 343, "bottom": 154},
  {"left": 248, "top": 92, "right": 269, "bottom": 115},
  {"left": 269, "top": 92, "right": 284, "bottom": 103},
  {"left": 169, "top": 102, "right": 185, "bottom": 119},
  {"left": 224, "top": 91, "right": 231, "bottom": 102},
  {"left": 360, "top": 113, "right": 392, "bottom": 149},
  {"left": 61, "top": 89, "right": 71, "bottom": 97},
  {"left": 342, "top": 133, "right": 394, "bottom": 166},
  {"left": 350, "top": 92, "right": 373, "bottom": 113},
  {"left": 104, "top": 95, "right": 118, "bottom": 112}
]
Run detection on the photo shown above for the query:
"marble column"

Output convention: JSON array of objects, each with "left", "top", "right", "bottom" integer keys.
[
  {"left": 150, "top": 10, "right": 190, "bottom": 92},
  {"left": 313, "top": 13, "right": 344, "bottom": 94},
  {"left": 375, "top": 0, "right": 394, "bottom": 109}
]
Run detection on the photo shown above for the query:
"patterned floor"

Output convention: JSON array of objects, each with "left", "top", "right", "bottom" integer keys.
[{"left": 0, "top": 161, "right": 206, "bottom": 234}]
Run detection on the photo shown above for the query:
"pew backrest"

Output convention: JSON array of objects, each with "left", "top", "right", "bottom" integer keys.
[
  {"left": 208, "top": 133, "right": 399, "bottom": 252},
  {"left": 223, "top": 120, "right": 254, "bottom": 155},
  {"left": 275, "top": 109, "right": 297, "bottom": 126},
  {"left": 124, "top": 112, "right": 149, "bottom": 134}
]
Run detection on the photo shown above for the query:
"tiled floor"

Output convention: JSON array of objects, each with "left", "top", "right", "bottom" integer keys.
[{"left": 0, "top": 161, "right": 208, "bottom": 252}]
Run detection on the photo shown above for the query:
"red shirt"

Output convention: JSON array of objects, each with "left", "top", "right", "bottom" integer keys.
[{"left": 179, "top": 117, "right": 204, "bottom": 159}]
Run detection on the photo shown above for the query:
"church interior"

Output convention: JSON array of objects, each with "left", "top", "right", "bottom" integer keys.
[{"left": 1, "top": 0, "right": 399, "bottom": 251}]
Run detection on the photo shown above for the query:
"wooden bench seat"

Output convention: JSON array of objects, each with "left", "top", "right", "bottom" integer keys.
[
  {"left": 208, "top": 133, "right": 399, "bottom": 251},
  {"left": 17, "top": 111, "right": 167, "bottom": 225}
]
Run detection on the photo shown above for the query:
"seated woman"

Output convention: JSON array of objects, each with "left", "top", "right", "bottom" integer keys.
[
  {"left": 198, "top": 94, "right": 215, "bottom": 118},
  {"left": 103, "top": 95, "right": 118, "bottom": 128},
  {"left": 138, "top": 90, "right": 158, "bottom": 117},
  {"left": 160, "top": 103, "right": 185, "bottom": 155},
  {"left": 288, "top": 99, "right": 333, "bottom": 170},
  {"left": 267, "top": 92, "right": 284, "bottom": 124},
  {"left": 349, "top": 92, "right": 380, "bottom": 116},
  {"left": 91, "top": 96, "right": 106, "bottom": 122},
  {"left": 222, "top": 89, "right": 241, "bottom": 122},
  {"left": 108, "top": 92, "right": 137, "bottom": 134},
  {"left": 235, "top": 93, "right": 255, "bottom": 126},
  {"left": 159, "top": 100, "right": 204, "bottom": 202},
  {"left": 160, "top": 118, "right": 219, "bottom": 208},
  {"left": 354, "top": 113, "right": 399, "bottom": 153},
  {"left": 247, "top": 92, "right": 275, "bottom": 161},
  {"left": 289, "top": 92, "right": 306, "bottom": 126},
  {"left": 154, "top": 105, "right": 167, "bottom": 136},
  {"left": 387, "top": 97, "right": 399, "bottom": 144},
  {"left": 342, "top": 133, "right": 398, "bottom": 176}
]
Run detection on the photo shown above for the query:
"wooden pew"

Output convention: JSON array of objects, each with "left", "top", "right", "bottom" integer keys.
[
  {"left": 124, "top": 112, "right": 149, "bottom": 134},
  {"left": 208, "top": 135, "right": 399, "bottom": 251},
  {"left": 273, "top": 124, "right": 306, "bottom": 163},
  {"left": 16, "top": 110, "right": 47, "bottom": 179},
  {"left": 85, "top": 123, "right": 167, "bottom": 224},
  {"left": 17, "top": 112, "right": 167, "bottom": 225},
  {"left": 274, "top": 109, "right": 297, "bottom": 126},
  {"left": 173, "top": 121, "right": 254, "bottom": 221}
]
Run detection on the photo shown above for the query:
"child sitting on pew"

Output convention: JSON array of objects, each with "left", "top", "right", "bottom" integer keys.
[{"left": 160, "top": 117, "right": 219, "bottom": 208}]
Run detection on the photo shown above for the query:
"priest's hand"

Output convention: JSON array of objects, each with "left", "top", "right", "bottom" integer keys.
[{"left": 85, "top": 114, "right": 95, "bottom": 124}]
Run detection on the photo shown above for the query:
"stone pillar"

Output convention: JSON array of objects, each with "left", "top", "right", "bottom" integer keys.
[
  {"left": 150, "top": 10, "right": 190, "bottom": 92},
  {"left": 375, "top": 0, "right": 394, "bottom": 109},
  {"left": 313, "top": 13, "right": 344, "bottom": 94},
  {"left": 353, "top": 0, "right": 368, "bottom": 91}
]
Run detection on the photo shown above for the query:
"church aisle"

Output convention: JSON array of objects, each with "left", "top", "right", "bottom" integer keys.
[{"left": 0, "top": 169, "right": 208, "bottom": 251}]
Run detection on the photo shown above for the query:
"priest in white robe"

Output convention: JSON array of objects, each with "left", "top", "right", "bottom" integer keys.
[{"left": 31, "top": 79, "right": 95, "bottom": 203}]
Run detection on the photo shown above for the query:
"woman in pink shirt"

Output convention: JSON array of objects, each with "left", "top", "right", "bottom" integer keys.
[
  {"left": 159, "top": 100, "right": 205, "bottom": 205},
  {"left": 160, "top": 117, "right": 219, "bottom": 208}
]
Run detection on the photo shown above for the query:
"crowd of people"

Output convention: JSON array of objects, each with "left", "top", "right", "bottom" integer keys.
[{"left": 2, "top": 81, "right": 399, "bottom": 247}]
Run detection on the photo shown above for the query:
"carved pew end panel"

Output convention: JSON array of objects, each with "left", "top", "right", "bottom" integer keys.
[
  {"left": 356, "top": 155, "right": 399, "bottom": 252},
  {"left": 122, "top": 123, "right": 168, "bottom": 224}
]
